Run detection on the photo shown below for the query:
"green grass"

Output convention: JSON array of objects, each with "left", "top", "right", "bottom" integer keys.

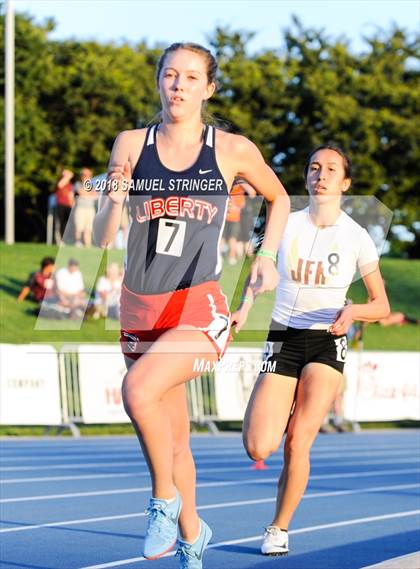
[
  {"left": 0, "top": 424, "right": 136, "bottom": 437},
  {"left": 0, "top": 420, "right": 418, "bottom": 436},
  {"left": 1, "top": 243, "right": 419, "bottom": 350},
  {"left": 0, "top": 242, "right": 125, "bottom": 346},
  {"left": 347, "top": 258, "right": 420, "bottom": 350}
]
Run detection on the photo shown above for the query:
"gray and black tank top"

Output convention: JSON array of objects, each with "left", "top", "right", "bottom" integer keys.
[{"left": 124, "top": 124, "right": 230, "bottom": 294}]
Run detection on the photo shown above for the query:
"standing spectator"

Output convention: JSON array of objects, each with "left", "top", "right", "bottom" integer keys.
[
  {"left": 55, "top": 258, "right": 86, "bottom": 318},
  {"left": 73, "top": 168, "right": 97, "bottom": 248},
  {"left": 54, "top": 169, "right": 74, "bottom": 244},
  {"left": 17, "top": 257, "right": 56, "bottom": 304},
  {"left": 224, "top": 182, "right": 246, "bottom": 265},
  {"left": 235, "top": 179, "right": 258, "bottom": 258},
  {"left": 93, "top": 263, "right": 123, "bottom": 319},
  {"left": 114, "top": 200, "right": 130, "bottom": 249}
]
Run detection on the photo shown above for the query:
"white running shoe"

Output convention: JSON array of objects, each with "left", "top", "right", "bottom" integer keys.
[{"left": 261, "top": 526, "right": 289, "bottom": 556}]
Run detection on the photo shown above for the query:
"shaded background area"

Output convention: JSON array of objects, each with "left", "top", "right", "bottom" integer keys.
[{"left": 0, "top": 4, "right": 418, "bottom": 256}]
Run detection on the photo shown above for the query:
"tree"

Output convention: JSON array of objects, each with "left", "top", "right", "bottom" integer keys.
[
  {"left": 1, "top": 15, "right": 418, "bottom": 252},
  {"left": 208, "top": 22, "right": 419, "bottom": 253},
  {"left": 0, "top": 12, "right": 161, "bottom": 240}
]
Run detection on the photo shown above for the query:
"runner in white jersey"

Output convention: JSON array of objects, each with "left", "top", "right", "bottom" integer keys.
[
  {"left": 273, "top": 206, "right": 380, "bottom": 331},
  {"left": 232, "top": 144, "right": 390, "bottom": 557},
  {"left": 93, "top": 43, "right": 290, "bottom": 569}
]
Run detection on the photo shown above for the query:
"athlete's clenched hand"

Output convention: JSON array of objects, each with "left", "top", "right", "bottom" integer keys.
[
  {"left": 249, "top": 256, "right": 279, "bottom": 295},
  {"left": 330, "top": 304, "right": 355, "bottom": 335},
  {"left": 106, "top": 161, "right": 131, "bottom": 205}
]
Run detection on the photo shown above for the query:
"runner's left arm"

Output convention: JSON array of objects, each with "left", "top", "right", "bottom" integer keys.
[
  {"left": 330, "top": 264, "right": 390, "bottom": 335},
  {"left": 233, "top": 136, "right": 290, "bottom": 295}
]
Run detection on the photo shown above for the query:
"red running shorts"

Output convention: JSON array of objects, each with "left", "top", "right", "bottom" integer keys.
[{"left": 120, "top": 280, "right": 232, "bottom": 361}]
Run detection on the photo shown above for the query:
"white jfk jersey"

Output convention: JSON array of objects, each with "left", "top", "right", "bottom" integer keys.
[{"left": 272, "top": 208, "right": 379, "bottom": 329}]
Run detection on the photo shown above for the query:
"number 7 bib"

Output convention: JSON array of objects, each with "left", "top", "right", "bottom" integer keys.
[{"left": 156, "top": 218, "right": 187, "bottom": 257}]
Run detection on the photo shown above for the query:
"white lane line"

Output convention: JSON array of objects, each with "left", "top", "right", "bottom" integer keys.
[
  {"left": 312, "top": 468, "right": 419, "bottom": 480},
  {"left": 77, "top": 509, "right": 420, "bottom": 569},
  {"left": 1, "top": 483, "right": 418, "bottom": 534},
  {"left": 1, "top": 449, "right": 417, "bottom": 472},
  {"left": 1, "top": 468, "right": 418, "bottom": 504},
  {"left": 2, "top": 457, "right": 419, "bottom": 484},
  {"left": 0, "top": 448, "right": 247, "bottom": 463},
  {"left": 1, "top": 440, "right": 415, "bottom": 454},
  {"left": 0, "top": 461, "right": 145, "bottom": 473},
  {"left": 1, "top": 444, "right": 417, "bottom": 462},
  {"left": 0, "top": 513, "right": 145, "bottom": 533},
  {"left": 1, "top": 473, "right": 147, "bottom": 484}
]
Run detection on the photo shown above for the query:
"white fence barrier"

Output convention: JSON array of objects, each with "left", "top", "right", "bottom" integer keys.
[
  {"left": 0, "top": 344, "right": 62, "bottom": 425},
  {"left": 214, "top": 348, "right": 263, "bottom": 421},
  {"left": 78, "top": 345, "right": 129, "bottom": 424},
  {"left": 344, "top": 351, "right": 420, "bottom": 422},
  {"left": 71, "top": 346, "right": 420, "bottom": 424},
  {"left": 60, "top": 344, "right": 217, "bottom": 429},
  {"left": 214, "top": 348, "right": 420, "bottom": 422},
  {"left": 0, "top": 344, "right": 418, "bottom": 430}
]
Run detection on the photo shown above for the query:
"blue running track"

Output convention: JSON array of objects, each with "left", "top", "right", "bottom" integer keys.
[{"left": 0, "top": 432, "right": 419, "bottom": 568}]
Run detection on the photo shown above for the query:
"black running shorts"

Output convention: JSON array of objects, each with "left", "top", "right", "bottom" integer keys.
[{"left": 262, "top": 320, "right": 347, "bottom": 378}]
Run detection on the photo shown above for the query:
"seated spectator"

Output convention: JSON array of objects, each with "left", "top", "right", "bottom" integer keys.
[
  {"left": 54, "top": 258, "right": 86, "bottom": 318},
  {"left": 378, "top": 312, "right": 419, "bottom": 326},
  {"left": 93, "top": 263, "right": 123, "bottom": 319},
  {"left": 372, "top": 282, "right": 418, "bottom": 327},
  {"left": 17, "top": 257, "right": 56, "bottom": 304}
]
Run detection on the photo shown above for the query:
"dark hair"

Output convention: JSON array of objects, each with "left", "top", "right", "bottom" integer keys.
[
  {"left": 41, "top": 257, "right": 55, "bottom": 269},
  {"left": 304, "top": 144, "right": 352, "bottom": 180},
  {"left": 68, "top": 258, "right": 79, "bottom": 267},
  {"left": 156, "top": 42, "right": 218, "bottom": 87}
]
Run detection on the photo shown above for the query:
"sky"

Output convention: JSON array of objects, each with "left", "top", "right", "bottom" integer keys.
[{"left": 13, "top": 0, "right": 420, "bottom": 53}]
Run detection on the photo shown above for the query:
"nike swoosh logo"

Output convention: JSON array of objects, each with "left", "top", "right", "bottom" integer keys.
[{"left": 199, "top": 169, "right": 212, "bottom": 175}]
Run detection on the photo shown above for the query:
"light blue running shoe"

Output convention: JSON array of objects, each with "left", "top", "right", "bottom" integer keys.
[
  {"left": 176, "top": 519, "right": 212, "bottom": 569},
  {"left": 143, "top": 491, "right": 182, "bottom": 560}
]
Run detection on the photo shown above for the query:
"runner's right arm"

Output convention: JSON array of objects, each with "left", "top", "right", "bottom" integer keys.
[{"left": 93, "top": 132, "right": 132, "bottom": 248}]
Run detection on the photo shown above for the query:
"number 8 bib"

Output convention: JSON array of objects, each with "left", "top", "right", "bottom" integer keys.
[{"left": 334, "top": 337, "right": 348, "bottom": 362}]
